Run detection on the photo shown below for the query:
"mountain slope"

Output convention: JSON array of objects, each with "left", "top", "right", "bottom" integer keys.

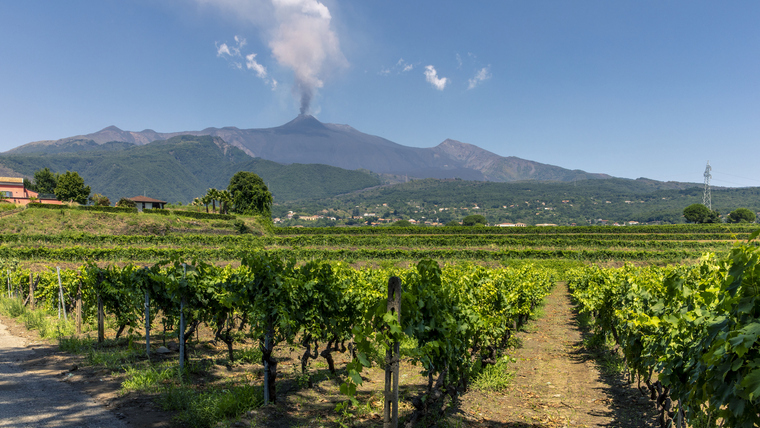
[
  {"left": 0, "top": 135, "right": 381, "bottom": 203},
  {"left": 7, "top": 115, "right": 609, "bottom": 183}
]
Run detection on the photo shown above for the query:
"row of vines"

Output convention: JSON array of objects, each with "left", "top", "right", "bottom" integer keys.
[
  {"left": 272, "top": 224, "right": 759, "bottom": 236},
  {"left": 3, "top": 254, "right": 554, "bottom": 424},
  {"left": 0, "top": 246, "right": 714, "bottom": 263},
  {"left": 568, "top": 231, "right": 760, "bottom": 428},
  {"left": 0, "top": 231, "right": 748, "bottom": 246}
]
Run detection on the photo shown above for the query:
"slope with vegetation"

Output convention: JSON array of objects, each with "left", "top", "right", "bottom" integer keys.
[
  {"left": 273, "top": 177, "right": 760, "bottom": 226},
  {"left": 0, "top": 135, "right": 381, "bottom": 205}
]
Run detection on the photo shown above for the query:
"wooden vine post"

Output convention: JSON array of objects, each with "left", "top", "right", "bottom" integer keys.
[
  {"left": 145, "top": 289, "right": 150, "bottom": 357},
  {"left": 384, "top": 276, "right": 402, "bottom": 428},
  {"left": 57, "top": 267, "right": 67, "bottom": 320},
  {"left": 179, "top": 263, "right": 186, "bottom": 375},
  {"left": 29, "top": 273, "right": 35, "bottom": 310},
  {"left": 97, "top": 271, "right": 105, "bottom": 343},
  {"left": 76, "top": 280, "right": 82, "bottom": 335}
]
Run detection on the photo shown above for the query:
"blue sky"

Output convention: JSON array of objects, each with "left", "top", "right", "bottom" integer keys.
[{"left": 1, "top": 1, "right": 758, "bottom": 187}]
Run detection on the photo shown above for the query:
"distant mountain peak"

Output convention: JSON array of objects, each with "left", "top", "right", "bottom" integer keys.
[
  {"left": 278, "top": 114, "right": 328, "bottom": 132},
  {"left": 100, "top": 125, "right": 123, "bottom": 132}
]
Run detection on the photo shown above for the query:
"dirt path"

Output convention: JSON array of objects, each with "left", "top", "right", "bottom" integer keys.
[
  {"left": 0, "top": 318, "right": 129, "bottom": 428},
  {"left": 0, "top": 315, "right": 171, "bottom": 428},
  {"left": 450, "top": 282, "right": 657, "bottom": 427}
]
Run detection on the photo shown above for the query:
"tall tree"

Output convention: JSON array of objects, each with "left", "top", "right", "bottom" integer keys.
[
  {"left": 54, "top": 171, "right": 91, "bottom": 204},
  {"left": 228, "top": 171, "right": 273, "bottom": 216},
  {"left": 26, "top": 167, "right": 59, "bottom": 194},
  {"left": 683, "top": 204, "right": 720, "bottom": 224},
  {"left": 727, "top": 208, "right": 756, "bottom": 223}
]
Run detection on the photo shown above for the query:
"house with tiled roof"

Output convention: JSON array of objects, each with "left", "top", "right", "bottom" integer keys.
[
  {"left": 127, "top": 195, "right": 167, "bottom": 211},
  {"left": 0, "top": 177, "right": 62, "bottom": 206}
]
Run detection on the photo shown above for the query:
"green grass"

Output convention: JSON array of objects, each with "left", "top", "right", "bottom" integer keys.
[
  {"left": 471, "top": 356, "right": 515, "bottom": 392},
  {"left": 159, "top": 383, "right": 264, "bottom": 428},
  {"left": 122, "top": 364, "right": 176, "bottom": 392},
  {"left": 0, "top": 296, "right": 77, "bottom": 338}
]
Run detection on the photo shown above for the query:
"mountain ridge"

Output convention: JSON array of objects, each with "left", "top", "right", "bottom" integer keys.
[{"left": 6, "top": 115, "right": 610, "bottom": 183}]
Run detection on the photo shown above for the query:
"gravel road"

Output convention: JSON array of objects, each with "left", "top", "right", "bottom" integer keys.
[{"left": 0, "top": 319, "right": 128, "bottom": 428}]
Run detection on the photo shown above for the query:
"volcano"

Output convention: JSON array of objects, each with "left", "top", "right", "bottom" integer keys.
[{"left": 5, "top": 115, "right": 609, "bottom": 183}]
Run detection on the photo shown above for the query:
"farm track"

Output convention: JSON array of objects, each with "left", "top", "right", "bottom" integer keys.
[{"left": 446, "top": 282, "right": 657, "bottom": 428}]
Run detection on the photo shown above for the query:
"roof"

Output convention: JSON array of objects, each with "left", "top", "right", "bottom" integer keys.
[
  {"left": 0, "top": 177, "right": 24, "bottom": 184},
  {"left": 128, "top": 196, "right": 167, "bottom": 203}
]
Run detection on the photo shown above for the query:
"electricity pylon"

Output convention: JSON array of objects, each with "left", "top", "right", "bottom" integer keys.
[{"left": 703, "top": 161, "right": 712, "bottom": 210}]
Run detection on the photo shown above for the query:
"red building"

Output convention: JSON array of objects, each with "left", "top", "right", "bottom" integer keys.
[{"left": 0, "top": 177, "right": 63, "bottom": 206}]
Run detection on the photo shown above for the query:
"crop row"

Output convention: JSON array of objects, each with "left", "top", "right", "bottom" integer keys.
[
  {"left": 568, "top": 232, "right": 760, "bottom": 427},
  {"left": 0, "top": 246, "right": 711, "bottom": 262},
  {"left": 272, "top": 224, "right": 757, "bottom": 236},
  {"left": 0, "top": 232, "right": 741, "bottom": 248},
  {"left": 3, "top": 256, "right": 553, "bottom": 422}
]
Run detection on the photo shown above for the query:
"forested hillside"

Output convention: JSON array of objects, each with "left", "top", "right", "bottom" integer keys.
[
  {"left": 273, "top": 177, "right": 760, "bottom": 225},
  {"left": 0, "top": 135, "right": 381, "bottom": 203}
]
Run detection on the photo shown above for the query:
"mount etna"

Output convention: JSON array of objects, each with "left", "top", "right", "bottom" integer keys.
[
  {"left": 3, "top": 115, "right": 726, "bottom": 223},
  {"left": 6, "top": 115, "right": 608, "bottom": 183}
]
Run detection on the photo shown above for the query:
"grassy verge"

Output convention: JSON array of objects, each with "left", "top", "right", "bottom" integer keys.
[{"left": 0, "top": 295, "right": 264, "bottom": 428}]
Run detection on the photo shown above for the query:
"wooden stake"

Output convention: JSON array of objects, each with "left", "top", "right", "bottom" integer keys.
[
  {"left": 29, "top": 272, "right": 34, "bottom": 310},
  {"left": 145, "top": 290, "right": 150, "bottom": 357},
  {"left": 57, "top": 267, "right": 67, "bottom": 321},
  {"left": 76, "top": 281, "right": 82, "bottom": 335},
  {"left": 384, "top": 276, "right": 402, "bottom": 428},
  {"left": 97, "top": 295, "right": 105, "bottom": 343}
]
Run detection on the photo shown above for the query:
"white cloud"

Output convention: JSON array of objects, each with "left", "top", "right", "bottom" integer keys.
[
  {"left": 380, "top": 58, "right": 414, "bottom": 76},
  {"left": 456, "top": 53, "right": 462, "bottom": 68},
  {"left": 467, "top": 66, "right": 492, "bottom": 90},
  {"left": 424, "top": 65, "right": 449, "bottom": 91},
  {"left": 216, "top": 36, "right": 276, "bottom": 89}
]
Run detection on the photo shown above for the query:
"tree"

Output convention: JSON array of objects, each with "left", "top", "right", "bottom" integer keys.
[
  {"left": 26, "top": 167, "right": 59, "bottom": 194},
  {"left": 228, "top": 171, "right": 273, "bottom": 217},
  {"left": 727, "top": 208, "right": 756, "bottom": 224},
  {"left": 462, "top": 214, "right": 487, "bottom": 226},
  {"left": 392, "top": 219, "right": 412, "bottom": 227},
  {"left": 54, "top": 171, "right": 90, "bottom": 204},
  {"left": 89, "top": 193, "right": 111, "bottom": 207},
  {"left": 218, "top": 190, "right": 233, "bottom": 215},
  {"left": 683, "top": 204, "right": 720, "bottom": 224},
  {"left": 116, "top": 198, "right": 136, "bottom": 208}
]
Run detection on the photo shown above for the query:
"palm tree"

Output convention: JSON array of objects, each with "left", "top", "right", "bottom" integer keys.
[
  {"left": 201, "top": 194, "right": 212, "bottom": 213},
  {"left": 218, "top": 190, "right": 233, "bottom": 215},
  {"left": 205, "top": 188, "right": 221, "bottom": 213},
  {"left": 191, "top": 197, "right": 202, "bottom": 212}
]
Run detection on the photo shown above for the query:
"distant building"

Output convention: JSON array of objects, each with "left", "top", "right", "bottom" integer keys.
[
  {"left": 496, "top": 223, "right": 516, "bottom": 227},
  {"left": 127, "top": 195, "right": 166, "bottom": 211},
  {"left": 0, "top": 177, "right": 62, "bottom": 206}
]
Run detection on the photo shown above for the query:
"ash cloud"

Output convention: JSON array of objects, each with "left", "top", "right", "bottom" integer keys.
[{"left": 198, "top": 0, "right": 347, "bottom": 115}]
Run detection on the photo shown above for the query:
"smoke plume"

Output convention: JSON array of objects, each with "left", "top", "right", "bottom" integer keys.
[
  {"left": 269, "top": 0, "right": 346, "bottom": 114},
  {"left": 197, "top": 0, "right": 347, "bottom": 115}
]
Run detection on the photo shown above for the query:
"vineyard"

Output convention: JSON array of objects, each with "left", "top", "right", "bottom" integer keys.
[
  {"left": 0, "top": 207, "right": 755, "bottom": 265},
  {"left": 568, "top": 231, "right": 760, "bottom": 428},
  {"left": 1, "top": 255, "right": 552, "bottom": 427},
  {"left": 1, "top": 206, "right": 759, "bottom": 426}
]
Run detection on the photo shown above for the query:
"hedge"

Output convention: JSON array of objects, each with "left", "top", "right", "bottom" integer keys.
[
  {"left": 142, "top": 208, "right": 172, "bottom": 216},
  {"left": 27, "top": 203, "right": 68, "bottom": 210},
  {"left": 173, "top": 211, "right": 235, "bottom": 220},
  {"left": 77, "top": 206, "right": 138, "bottom": 214}
]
